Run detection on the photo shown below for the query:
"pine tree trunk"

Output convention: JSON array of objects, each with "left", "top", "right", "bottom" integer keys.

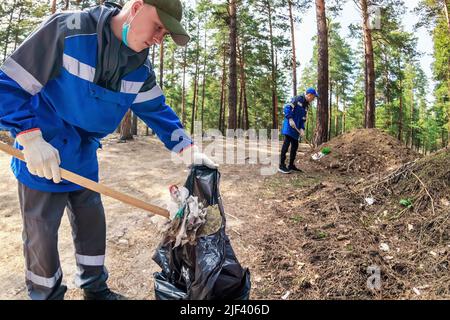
[
  {"left": 442, "top": 128, "right": 447, "bottom": 148},
  {"left": 446, "top": 0, "right": 450, "bottom": 145},
  {"left": 51, "top": 0, "right": 57, "bottom": 14},
  {"left": 120, "top": 110, "right": 133, "bottom": 141},
  {"left": 144, "top": 46, "right": 156, "bottom": 136},
  {"left": 237, "top": 37, "right": 249, "bottom": 130},
  {"left": 267, "top": 0, "right": 279, "bottom": 130},
  {"left": 448, "top": 108, "right": 450, "bottom": 147},
  {"left": 343, "top": 101, "right": 346, "bottom": 134},
  {"left": 132, "top": 113, "right": 138, "bottom": 136},
  {"left": 361, "top": 0, "right": 376, "bottom": 128},
  {"left": 329, "top": 82, "right": 333, "bottom": 140},
  {"left": 181, "top": 45, "right": 187, "bottom": 127},
  {"left": 445, "top": 0, "right": 450, "bottom": 146},
  {"left": 190, "top": 63, "right": 199, "bottom": 135},
  {"left": 170, "top": 45, "right": 176, "bottom": 105},
  {"left": 159, "top": 42, "right": 164, "bottom": 89},
  {"left": 314, "top": 0, "right": 329, "bottom": 146},
  {"left": 219, "top": 46, "right": 227, "bottom": 134},
  {"left": 443, "top": 0, "right": 450, "bottom": 34},
  {"left": 228, "top": 0, "right": 238, "bottom": 130},
  {"left": 306, "top": 114, "right": 310, "bottom": 140},
  {"left": 190, "top": 23, "right": 200, "bottom": 135},
  {"left": 237, "top": 37, "right": 243, "bottom": 129},
  {"left": 384, "top": 59, "right": 391, "bottom": 129},
  {"left": 243, "top": 89, "right": 249, "bottom": 130},
  {"left": 223, "top": 89, "right": 228, "bottom": 132},
  {"left": 243, "top": 83, "right": 249, "bottom": 130},
  {"left": 152, "top": 45, "right": 156, "bottom": 68},
  {"left": 200, "top": 21, "right": 207, "bottom": 133},
  {"left": 288, "top": 0, "right": 297, "bottom": 96},
  {"left": 410, "top": 88, "right": 414, "bottom": 148},
  {"left": 238, "top": 78, "right": 243, "bottom": 129},
  {"left": 335, "top": 92, "right": 339, "bottom": 137},
  {"left": 398, "top": 60, "right": 403, "bottom": 141}
]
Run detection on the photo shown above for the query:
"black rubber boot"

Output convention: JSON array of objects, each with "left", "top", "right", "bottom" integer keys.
[
  {"left": 48, "top": 285, "right": 68, "bottom": 300},
  {"left": 83, "top": 288, "right": 126, "bottom": 300}
]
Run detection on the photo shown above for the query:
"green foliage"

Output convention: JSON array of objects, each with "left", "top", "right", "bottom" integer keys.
[
  {"left": 0, "top": 0, "right": 447, "bottom": 153},
  {"left": 399, "top": 198, "right": 413, "bottom": 208}
]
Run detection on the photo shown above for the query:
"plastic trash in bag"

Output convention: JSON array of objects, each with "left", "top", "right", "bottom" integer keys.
[{"left": 152, "top": 165, "right": 251, "bottom": 300}]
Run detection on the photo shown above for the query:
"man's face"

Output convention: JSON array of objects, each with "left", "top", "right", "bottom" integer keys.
[
  {"left": 306, "top": 94, "right": 316, "bottom": 103},
  {"left": 127, "top": 2, "right": 169, "bottom": 52}
]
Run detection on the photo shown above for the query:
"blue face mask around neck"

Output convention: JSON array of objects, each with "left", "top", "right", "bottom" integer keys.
[
  {"left": 121, "top": 8, "right": 144, "bottom": 48},
  {"left": 122, "top": 22, "right": 130, "bottom": 47}
]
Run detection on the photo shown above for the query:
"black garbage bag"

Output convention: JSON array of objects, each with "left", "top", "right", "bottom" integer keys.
[{"left": 152, "top": 166, "right": 251, "bottom": 300}]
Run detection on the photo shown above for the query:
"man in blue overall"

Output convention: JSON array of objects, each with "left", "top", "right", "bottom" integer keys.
[
  {"left": 279, "top": 88, "right": 318, "bottom": 174},
  {"left": 0, "top": 0, "right": 216, "bottom": 300}
]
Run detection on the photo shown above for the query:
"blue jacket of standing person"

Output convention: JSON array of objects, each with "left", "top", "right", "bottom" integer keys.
[{"left": 281, "top": 95, "right": 309, "bottom": 140}]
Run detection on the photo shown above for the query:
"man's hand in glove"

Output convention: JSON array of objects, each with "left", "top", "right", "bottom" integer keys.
[
  {"left": 289, "top": 118, "right": 296, "bottom": 129},
  {"left": 299, "top": 129, "right": 305, "bottom": 137},
  {"left": 16, "top": 129, "right": 61, "bottom": 183},
  {"left": 179, "top": 145, "right": 218, "bottom": 169}
]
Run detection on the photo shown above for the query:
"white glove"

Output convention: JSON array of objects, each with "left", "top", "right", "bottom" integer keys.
[
  {"left": 180, "top": 145, "right": 218, "bottom": 169},
  {"left": 16, "top": 129, "right": 62, "bottom": 183},
  {"left": 299, "top": 129, "right": 305, "bottom": 137},
  {"left": 289, "top": 118, "right": 297, "bottom": 129}
]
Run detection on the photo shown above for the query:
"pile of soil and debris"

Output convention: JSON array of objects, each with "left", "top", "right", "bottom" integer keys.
[
  {"left": 307, "top": 129, "right": 420, "bottom": 176},
  {"left": 359, "top": 147, "right": 450, "bottom": 219},
  {"left": 350, "top": 148, "right": 450, "bottom": 298},
  {"left": 0, "top": 131, "right": 13, "bottom": 145},
  {"left": 257, "top": 148, "right": 449, "bottom": 299}
]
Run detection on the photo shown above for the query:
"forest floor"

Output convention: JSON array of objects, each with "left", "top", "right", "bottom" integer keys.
[{"left": 0, "top": 129, "right": 449, "bottom": 300}]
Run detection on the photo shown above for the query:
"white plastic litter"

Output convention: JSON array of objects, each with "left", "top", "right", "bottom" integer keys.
[
  {"left": 379, "top": 243, "right": 390, "bottom": 252},
  {"left": 168, "top": 186, "right": 190, "bottom": 219},
  {"left": 166, "top": 185, "right": 209, "bottom": 248},
  {"left": 365, "top": 197, "right": 375, "bottom": 206},
  {"left": 174, "top": 195, "right": 207, "bottom": 248},
  {"left": 311, "top": 152, "right": 326, "bottom": 161},
  {"left": 281, "top": 291, "right": 291, "bottom": 300}
]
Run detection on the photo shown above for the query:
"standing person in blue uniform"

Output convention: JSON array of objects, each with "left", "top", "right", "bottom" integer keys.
[
  {"left": 0, "top": 0, "right": 216, "bottom": 300},
  {"left": 279, "top": 88, "right": 318, "bottom": 174}
]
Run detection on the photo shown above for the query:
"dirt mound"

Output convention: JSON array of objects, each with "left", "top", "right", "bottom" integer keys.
[
  {"left": 360, "top": 147, "right": 450, "bottom": 217},
  {"left": 0, "top": 131, "right": 13, "bottom": 145},
  {"left": 259, "top": 148, "right": 449, "bottom": 299},
  {"left": 350, "top": 148, "right": 450, "bottom": 298},
  {"left": 307, "top": 129, "right": 420, "bottom": 176}
]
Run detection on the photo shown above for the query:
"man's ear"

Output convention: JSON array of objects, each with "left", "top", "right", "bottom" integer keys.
[{"left": 131, "top": 0, "right": 144, "bottom": 15}]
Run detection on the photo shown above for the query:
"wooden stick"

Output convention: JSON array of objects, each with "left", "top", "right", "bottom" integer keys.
[
  {"left": 303, "top": 135, "right": 315, "bottom": 149},
  {"left": 0, "top": 142, "right": 169, "bottom": 219},
  {"left": 293, "top": 126, "right": 314, "bottom": 149}
]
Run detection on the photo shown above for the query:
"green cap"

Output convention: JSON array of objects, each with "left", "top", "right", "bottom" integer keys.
[{"left": 144, "top": 0, "right": 190, "bottom": 46}]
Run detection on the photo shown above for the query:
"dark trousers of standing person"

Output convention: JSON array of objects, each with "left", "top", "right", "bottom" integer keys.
[
  {"left": 18, "top": 182, "right": 109, "bottom": 300},
  {"left": 280, "top": 135, "right": 299, "bottom": 167}
]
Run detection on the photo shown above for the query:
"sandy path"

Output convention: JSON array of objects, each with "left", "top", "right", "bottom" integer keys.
[{"left": 0, "top": 134, "right": 285, "bottom": 300}]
